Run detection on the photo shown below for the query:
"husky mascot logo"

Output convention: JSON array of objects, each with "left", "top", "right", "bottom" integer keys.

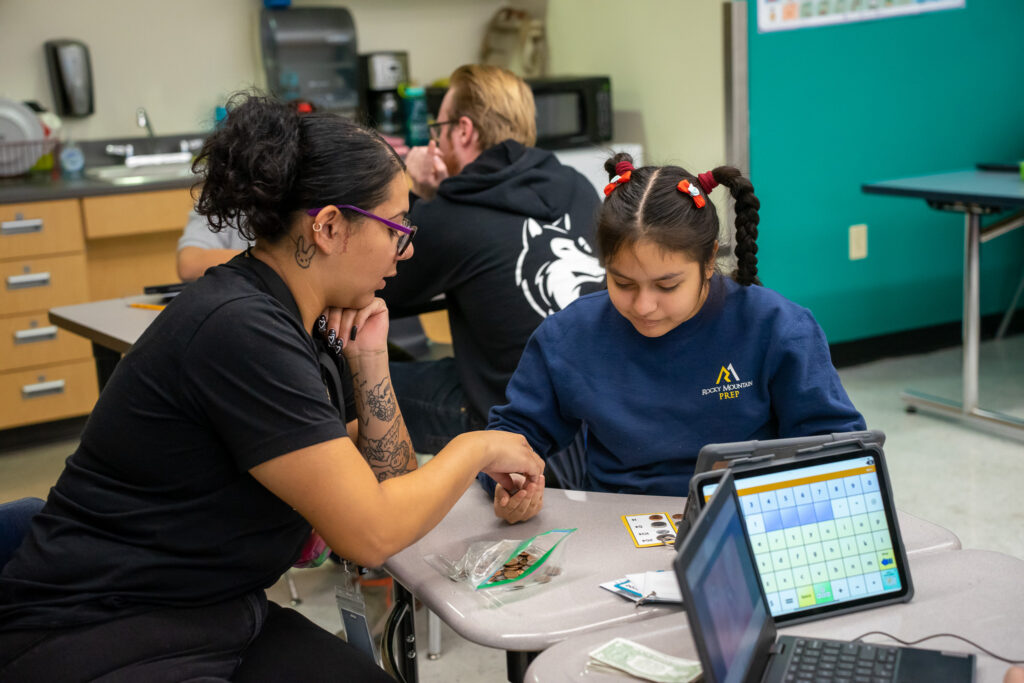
[{"left": 514, "top": 214, "right": 605, "bottom": 318}]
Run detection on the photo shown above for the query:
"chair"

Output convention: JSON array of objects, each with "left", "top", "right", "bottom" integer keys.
[{"left": 0, "top": 497, "right": 45, "bottom": 569}]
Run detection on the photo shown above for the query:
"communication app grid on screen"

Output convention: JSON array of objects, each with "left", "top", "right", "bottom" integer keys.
[{"left": 702, "top": 455, "right": 902, "bottom": 618}]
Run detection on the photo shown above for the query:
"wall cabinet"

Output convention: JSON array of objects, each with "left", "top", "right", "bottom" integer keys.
[{"left": 0, "top": 188, "right": 192, "bottom": 430}]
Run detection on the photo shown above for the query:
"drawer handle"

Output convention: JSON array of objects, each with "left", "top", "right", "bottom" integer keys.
[
  {"left": 6, "top": 272, "right": 52, "bottom": 290},
  {"left": 22, "top": 379, "right": 66, "bottom": 399},
  {"left": 14, "top": 326, "right": 59, "bottom": 344},
  {"left": 1, "top": 218, "right": 44, "bottom": 235}
]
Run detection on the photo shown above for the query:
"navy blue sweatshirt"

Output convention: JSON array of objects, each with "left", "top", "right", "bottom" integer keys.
[{"left": 487, "top": 274, "right": 866, "bottom": 495}]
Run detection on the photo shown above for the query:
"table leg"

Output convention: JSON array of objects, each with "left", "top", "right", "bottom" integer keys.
[
  {"left": 963, "top": 212, "right": 980, "bottom": 413},
  {"left": 385, "top": 581, "right": 419, "bottom": 683},
  {"left": 92, "top": 342, "right": 121, "bottom": 392},
  {"left": 506, "top": 650, "right": 539, "bottom": 683},
  {"left": 900, "top": 211, "right": 1024, "bottom": 441}
]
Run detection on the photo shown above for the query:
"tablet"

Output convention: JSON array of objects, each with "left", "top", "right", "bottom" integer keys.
[
  {"left": 676, "top": 431, "right": 885, "bottom": 546},
  {"left": 693, "top": 429, "right": 885, "bottom": 475},
  {"left": 690, "top": 445, "right": 913, "bottom": 625}
]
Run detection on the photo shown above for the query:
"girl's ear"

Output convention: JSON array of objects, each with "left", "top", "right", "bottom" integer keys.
[{"left": 707, "top": 240, "right": 720, "bottom": 279}]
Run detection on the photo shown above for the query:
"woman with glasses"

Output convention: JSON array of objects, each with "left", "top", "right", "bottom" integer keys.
[{"left": 0, "top": 93, "right": 543, "bottom": 682}]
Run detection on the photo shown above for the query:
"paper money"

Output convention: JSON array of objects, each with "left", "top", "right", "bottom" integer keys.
[{"left": 588, "top": 637, "right": 702, "bottom": 683}]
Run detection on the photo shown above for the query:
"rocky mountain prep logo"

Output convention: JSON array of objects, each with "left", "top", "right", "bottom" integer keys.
[
  {"left": 514, "top": 214, "right": 605, "bottom": 318},
  {"left": 701, "top": 362, "right": 753, "bottom": 401}
]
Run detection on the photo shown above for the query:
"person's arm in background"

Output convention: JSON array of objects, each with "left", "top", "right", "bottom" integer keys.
[
  {"left": 405, "top": 141, "right": 448, "bottom": 200},
  {"left": 770, "top": 309, "right": 867, "bottom": 436},
  {"left": 486, "top": 323, "right": 581, "bottom": 523},
  {"left": 178, "top": 247, "right": 241, "bottom": 281},
  {"left": 176, "top": 209, "right": 253, "bottom": 281}
]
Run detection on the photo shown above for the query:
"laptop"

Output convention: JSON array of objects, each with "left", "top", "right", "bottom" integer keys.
[{"left": 673, "top": 471, "right": 975, "bottom": 683}]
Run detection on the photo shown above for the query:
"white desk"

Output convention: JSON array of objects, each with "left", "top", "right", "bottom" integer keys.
[
  {"left": 385, "top": 488, "right": 960, "bottom": 682},
  {"left": 525, "top": 549, "right": 1023, "bottom": 683}
]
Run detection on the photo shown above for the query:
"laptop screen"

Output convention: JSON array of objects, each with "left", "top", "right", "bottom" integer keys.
[
  {"left": 682, "top": 476, "right": 769, "bottom": 683},
  {"left": 698, "top": 452, "right": 909, "bottom": 621}
]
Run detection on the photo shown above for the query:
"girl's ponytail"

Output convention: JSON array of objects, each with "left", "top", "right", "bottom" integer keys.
[{"left": 710, "top": 166, "right": 761, "bottom": 286}]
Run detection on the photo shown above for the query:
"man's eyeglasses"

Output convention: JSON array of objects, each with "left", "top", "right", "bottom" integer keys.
[
  {"left": 427, "top": 119, "right": 457, "bottom": 143},
  {"left": 305, "top": 205, "right": 417, "bottom": 256}
]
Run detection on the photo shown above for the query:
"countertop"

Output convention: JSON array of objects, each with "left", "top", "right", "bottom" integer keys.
[
  {"left": 0, "top": 171, "right": 195, "bottom": 204},
  {"left": 0, "top": 132, "right": 204, "bottom": 204}
]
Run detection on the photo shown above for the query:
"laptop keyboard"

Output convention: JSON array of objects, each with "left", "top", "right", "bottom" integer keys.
[{"left": 784, "top": 637, "right": 899, "bottom": 682}]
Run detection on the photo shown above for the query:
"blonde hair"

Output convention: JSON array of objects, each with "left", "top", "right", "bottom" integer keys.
[{"left": 448, "top": 64, "right": 536, "bottom": 150}]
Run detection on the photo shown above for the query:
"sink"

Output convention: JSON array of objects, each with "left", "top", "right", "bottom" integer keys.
[{"left": 85, "top": 163, "right": 196, "bottom": 186}]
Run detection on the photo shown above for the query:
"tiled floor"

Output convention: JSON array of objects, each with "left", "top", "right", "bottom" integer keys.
[{"left": 2, "top": 333, "right": 1022, "bottom": 681}]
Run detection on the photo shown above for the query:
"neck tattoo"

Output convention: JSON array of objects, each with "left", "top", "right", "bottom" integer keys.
[{"left": 293, "top": 235, "right": 315, "bottom": 268}]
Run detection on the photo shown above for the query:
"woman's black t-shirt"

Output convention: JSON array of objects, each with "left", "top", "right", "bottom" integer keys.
[{"left": 0, "top": 254, "right": 350, "bottom": 630}]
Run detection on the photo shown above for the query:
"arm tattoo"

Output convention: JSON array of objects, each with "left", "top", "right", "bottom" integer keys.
[
  {"left": 364, "top": 419, "right": 414, "bottom": 482},
  {"left": 293, "top": 235, "right": 315, "bottom": 268},
  {"left": 367, "top": 378, "right": 397, "bottom": 422}
]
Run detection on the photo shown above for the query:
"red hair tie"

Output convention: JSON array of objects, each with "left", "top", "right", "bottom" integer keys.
[
  {"left": 698, "top": 170, "right": 718, "bottom": 195},
  {"left": 677, "top": 179, "right": 706, "bottom": 208},
  {"left": 615, "top": 160, "right": 635, "bottom": 176},
  {"left": 603, "top": 169, "right": 632, "bottom": 197}
]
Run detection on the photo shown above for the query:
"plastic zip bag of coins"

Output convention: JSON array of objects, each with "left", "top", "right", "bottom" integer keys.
[{"left": 470, "top": 528, "right": 576, "bottom": 593}]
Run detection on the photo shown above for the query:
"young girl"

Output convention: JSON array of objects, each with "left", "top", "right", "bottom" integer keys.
[{"left": 485, "top": 153, "right": 865, "bottom": 523}]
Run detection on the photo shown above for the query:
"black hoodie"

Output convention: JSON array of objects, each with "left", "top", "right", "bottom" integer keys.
[{"left": 382, "top": 140, "right": 604, "bottom": 424}]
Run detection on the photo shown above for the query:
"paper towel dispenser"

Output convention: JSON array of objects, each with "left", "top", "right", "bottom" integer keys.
[{"left": 260, "top": 7, "right": 359, "bottom": 116}]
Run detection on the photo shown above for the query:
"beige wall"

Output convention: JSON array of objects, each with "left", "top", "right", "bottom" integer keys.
[
  {"left": 0, "top": 0, "right": 502, "bottom": 140},
  {"left": 546, "top": 0, "right": 728, "bottom": 172},
  {"left": 0, "top": 0, "right": 727, "bottom": 168}
]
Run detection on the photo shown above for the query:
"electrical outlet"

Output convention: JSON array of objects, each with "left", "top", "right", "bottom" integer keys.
[{"left": 849, "top": 224, "right": 868, "bottom": 260}]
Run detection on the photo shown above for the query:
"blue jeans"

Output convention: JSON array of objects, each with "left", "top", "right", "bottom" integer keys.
[{"left": 389, "top": 357, "right": 485, "bottom": 455}]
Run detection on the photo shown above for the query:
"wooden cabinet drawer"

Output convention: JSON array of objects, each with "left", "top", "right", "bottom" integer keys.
[
  {"left": 0, "top": 199, "right": 84, "bottom": 259},
  {"left": 0, "top": 253, "right": 90, "bottom": 316},
  {"left": 0, "top": 358, "right": 98, "bottom": 429},
  {"left": 82, "top": 189, "right": 194, "bottom": 239},
  {"left": 0, "top": 312, "right": 92, "bottom": 372}
]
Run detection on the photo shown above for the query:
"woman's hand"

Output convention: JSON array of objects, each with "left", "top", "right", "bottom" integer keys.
[
  {"left": 494, "top": 472, "right": 545, "bottom": 524},
  {"left": 463, "top": 430, "right": 544, "bottom": 491},
  {"left": 320, "top": 299, "right": 390, "bottom": 356}
]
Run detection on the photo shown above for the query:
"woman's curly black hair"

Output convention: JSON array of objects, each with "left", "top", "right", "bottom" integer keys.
[
  {"left": 597, "top": 152, "right": 762, "bottom": 287},
  {"left": 192, "top": 91, "right": 404, "bottom": 243}
]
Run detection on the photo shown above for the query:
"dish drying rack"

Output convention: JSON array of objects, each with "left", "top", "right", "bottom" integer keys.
[{"left": 0, "top": 138, "right": 61, "bottom": 179}]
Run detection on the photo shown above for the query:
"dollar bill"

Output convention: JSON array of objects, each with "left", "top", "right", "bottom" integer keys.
[{"left": 588, "top": 637, "right": 702, "bottom": 683}]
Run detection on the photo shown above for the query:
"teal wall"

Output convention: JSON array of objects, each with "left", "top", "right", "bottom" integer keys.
[{"left": 747, "top": 0, "right": 1024, "bottom": 343}]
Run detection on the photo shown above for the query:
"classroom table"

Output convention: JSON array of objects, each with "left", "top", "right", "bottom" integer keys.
[
  {"left": 524, "top": 548, "right": 1023, "bottom": 683},
  {"left": 383, "top": 487, "right": 961, "bottom": 683},
  {"left": 49, "top": 293, "right": 448, "bottom": 391},
  {"left": 862, "top": 169, "right": 1024, "bottom": 441},
  {"left": 49, "top": 295, "right": 162, "bottom": 390}
]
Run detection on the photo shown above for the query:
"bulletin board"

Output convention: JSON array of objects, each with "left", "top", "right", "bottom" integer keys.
[{"left": 758, "top": 0, "right": 964, "bottom": 33}]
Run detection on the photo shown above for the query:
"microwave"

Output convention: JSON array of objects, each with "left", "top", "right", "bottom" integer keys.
[{"left": 426, "top": 75, "right": 612, "bottom": 151}]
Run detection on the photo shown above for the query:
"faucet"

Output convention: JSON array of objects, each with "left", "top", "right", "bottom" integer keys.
[{"left": 137, "top": 107, "right": 155, "bottom": 137}]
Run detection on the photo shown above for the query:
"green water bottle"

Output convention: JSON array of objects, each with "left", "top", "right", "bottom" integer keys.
[{"left": 402, "top": 85, "right": 430, "bottom": 147}]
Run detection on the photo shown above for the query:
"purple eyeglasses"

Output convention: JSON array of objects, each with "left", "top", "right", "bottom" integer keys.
[{"left": 306, "top": 204, "right": 417, "bottom": 256}]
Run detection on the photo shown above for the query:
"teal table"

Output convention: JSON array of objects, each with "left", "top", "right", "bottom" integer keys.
[{"left": 863, "top": 169, "right": 1024, "bottom": 441}]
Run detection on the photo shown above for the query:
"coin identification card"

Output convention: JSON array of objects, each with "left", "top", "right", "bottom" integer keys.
[{"left": 621, "top": 512, "right": 681, "bottom": 548}]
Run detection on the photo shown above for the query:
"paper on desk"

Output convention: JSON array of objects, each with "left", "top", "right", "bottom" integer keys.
[
  {"left": 600, "top": 570, "right": 681, "bottom": 604},
  {"left": 626, "top": 570, "right": 682, "bottom": 603}
]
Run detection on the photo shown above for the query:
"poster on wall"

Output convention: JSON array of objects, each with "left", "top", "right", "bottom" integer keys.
[{"left": 758, "top": 0, "right": 965, "bottom": 33}]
